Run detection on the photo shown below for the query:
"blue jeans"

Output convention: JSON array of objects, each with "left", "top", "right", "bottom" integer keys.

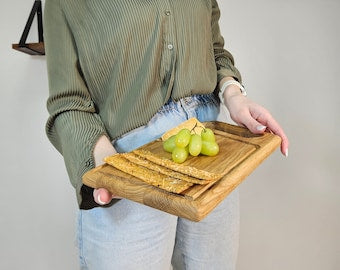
[{"left": 77, "top": 94, "right": 240, "bottom": 270}]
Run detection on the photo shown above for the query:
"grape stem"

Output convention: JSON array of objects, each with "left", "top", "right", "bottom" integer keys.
[{"left": 190, "top": 122, "right": 198, "bottom": 132}]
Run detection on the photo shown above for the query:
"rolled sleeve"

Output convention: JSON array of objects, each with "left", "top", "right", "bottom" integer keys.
[{"left": 44, "top": 0, "right": 108, "bottom": 207}]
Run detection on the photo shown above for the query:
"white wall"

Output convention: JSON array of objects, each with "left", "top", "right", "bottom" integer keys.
[
  {"left": 221, "top": 1, "right": 340, "bottom": 269},
  {"left": 1, "top": 1, "right": 78, "bottom": 269},
  {"left": 1, "top": 1, "right": 339, "bottom": 269}
]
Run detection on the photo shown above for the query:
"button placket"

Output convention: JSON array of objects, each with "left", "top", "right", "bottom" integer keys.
[
  {"left": 163, "top": 5, "right": 174, "bottom": 51},
  {"left": 158, "top": 1, "right": 176, "bottom": 95}
]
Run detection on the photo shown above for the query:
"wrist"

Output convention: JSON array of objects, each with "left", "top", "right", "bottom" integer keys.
[
  {"left": 223, "top": 84, "right": 245, "bottom": 100},
  {"left": 218, "top": 78, "right": 247, "bottom": 106},
  {"left": 93, "top": 135, "right": 117, "bottom": 166}
]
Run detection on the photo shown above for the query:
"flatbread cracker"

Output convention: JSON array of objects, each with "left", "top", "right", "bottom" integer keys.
[
  {"left": 121, "top": 152, "right": 212, "bottom": 185},
  {"left": 133, "top": 149, "right": 223, "bottom": 181},
  {"left": 161, "top": 117, "right": 205, "bottom": 141},
  {"left": 104, "top": 154, "right": 193, "bottom": 193}
]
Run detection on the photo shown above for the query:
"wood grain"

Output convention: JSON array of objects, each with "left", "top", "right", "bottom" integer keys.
[{"left": 83, "top": 121, "right": 281, "bottom": 221}]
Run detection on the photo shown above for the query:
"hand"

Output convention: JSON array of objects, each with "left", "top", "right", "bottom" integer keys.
[
  {"left": 92, "top": 135, "right": 122, "bottom": 205},
  {"left": 222, "top": 84, "right": 289, "bottom": 157}
]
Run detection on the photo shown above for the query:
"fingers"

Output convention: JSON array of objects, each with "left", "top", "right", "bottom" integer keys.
[
  {"left": 226, "top": 94, "right": 289, "bottom": 157},
  {"left": 251, "top": 109, "right": 289, "bottom": 157},
  {"left": 270, "top": 125, "right": 289, "bottom": 157},
  {"left": 93, "top": 188, "right": 118, "bottom": 205},
  {"left": 280, "top": 136, "right": 289, "bottom": 157},
  {"left": 236, "top": 105, "right": 289, "bottom": 157},
  {"left": 235, "top": 107, "right": 268, "bottom": 135}
]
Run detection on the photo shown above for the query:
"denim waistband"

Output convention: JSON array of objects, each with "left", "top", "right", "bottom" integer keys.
[{"left": 160, "top": 93, "right": 219, "bottom": 114}]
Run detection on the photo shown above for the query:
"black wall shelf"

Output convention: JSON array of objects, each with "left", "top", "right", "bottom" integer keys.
[{"left": 12, "top": 0, "right": 45, "bottom": 55}]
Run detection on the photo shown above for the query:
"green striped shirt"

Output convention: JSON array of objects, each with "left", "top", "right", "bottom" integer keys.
[{"left": 44, "top": 0, "right": 241, "bottom": 208}]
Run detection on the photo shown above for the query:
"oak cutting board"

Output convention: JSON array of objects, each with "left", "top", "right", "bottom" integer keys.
[{"left": 83, "top": 121, "right": 281, "bottom": 221}]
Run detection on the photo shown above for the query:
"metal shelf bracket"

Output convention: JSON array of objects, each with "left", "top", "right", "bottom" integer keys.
[{"left": 12, "top": 0, "right": 45, "bottom": 55}]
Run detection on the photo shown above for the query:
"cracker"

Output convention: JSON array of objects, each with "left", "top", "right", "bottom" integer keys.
[
  {"left": 133, "top": 149, "right": 222, "bottom": 181},
  {"left": 161, "top": 117, "right": 205, "bottom": 141},
  {"left": 121, "top": 152, "right": 212, "bottom": 185},
  {"left": 104, "top": 154, "right": 193, "bottom": 193}
]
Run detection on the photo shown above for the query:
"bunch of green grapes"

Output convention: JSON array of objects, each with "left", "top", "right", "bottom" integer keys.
[{"left": 163, "top": 128, "right": 219, "bottom": 163}]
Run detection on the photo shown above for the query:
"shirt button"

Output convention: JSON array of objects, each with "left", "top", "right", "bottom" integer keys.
[
  {"left": 165, "top": 10, "right": 171, "bottom": 16},
  {"left": 167, "top": 44, "right": 174, "bottom": 50}
]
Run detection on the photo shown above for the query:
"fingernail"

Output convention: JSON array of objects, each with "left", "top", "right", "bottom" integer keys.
[
  {"left": 97, "top": 194, "right": 106, "bottom": 205},
  {"left": 256, "top": 125, "right": 266, "bottom": 131},
  {"left": 285, "top": 149, "right": 289, "bottom": 158}
]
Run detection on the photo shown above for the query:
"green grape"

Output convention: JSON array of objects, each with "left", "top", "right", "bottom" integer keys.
[
  {"left": 175, "top": 128, "right": 191, "bottom": 148},
  {"left": 200, "top": 140, "right": 219, "bottom": 156},
  {"left": 163, "top": 135, "right": 176, "bottom": 153},
  {"left": 172, "top": 147, "right": 189, "bottom": 163},
  {"left": 201, "top": 128, "right": 216, "bottom": 142},
  {"left": 189, "top": 134, "right": 202, "bottom": 156}
]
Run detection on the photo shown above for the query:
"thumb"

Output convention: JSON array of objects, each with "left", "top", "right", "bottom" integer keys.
[
  {"left": 93, "top": 188, "right": 113, "bottom": 205},
  {"left": 240, "top": 113, "right": 267, "bottom": 135}
]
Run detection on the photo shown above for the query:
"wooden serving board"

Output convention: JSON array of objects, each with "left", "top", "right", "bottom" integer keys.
[{"left": 83, "top": 121, "right": 281, "bottom": 221}]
